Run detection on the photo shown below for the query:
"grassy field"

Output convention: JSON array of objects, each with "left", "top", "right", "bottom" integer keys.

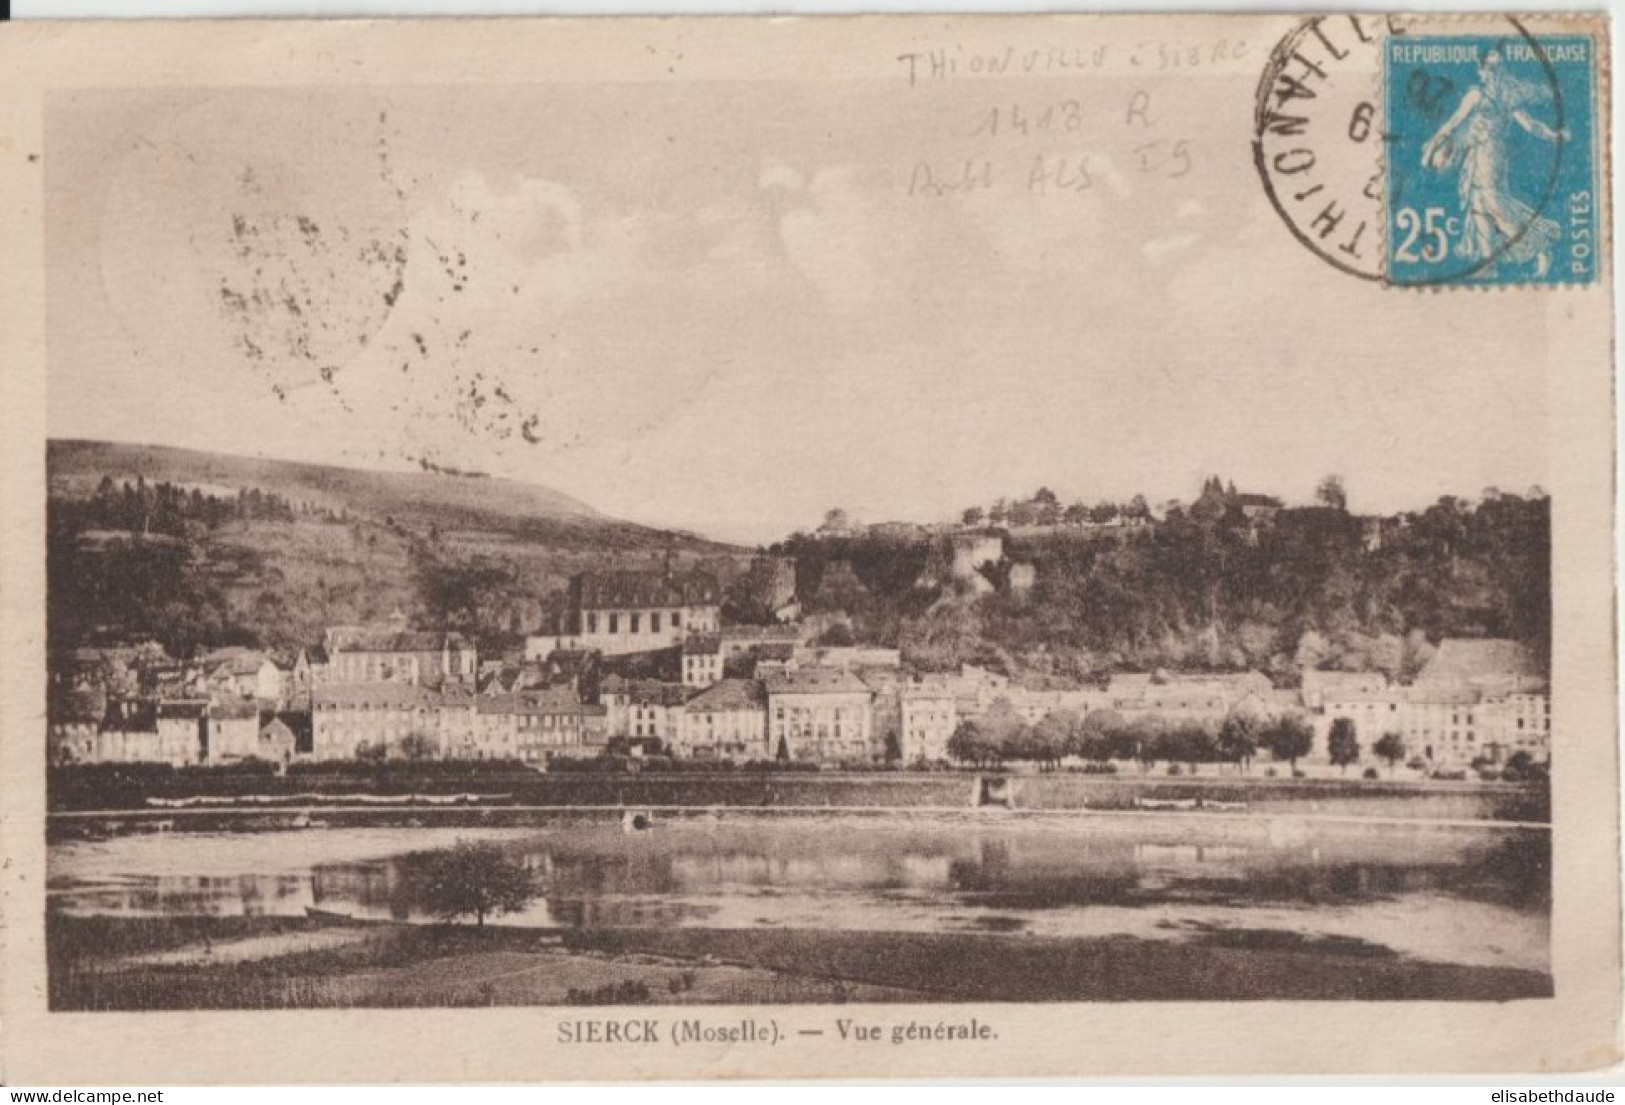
[
  {"left": 49, "top": 913, "right": 1551, "bottom": 1010},
  {"left": 48, "top": 915, "right": 921, "bottom": 1010}
]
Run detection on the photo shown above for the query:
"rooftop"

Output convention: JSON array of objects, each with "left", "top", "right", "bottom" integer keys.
[
  {"left": 1237, "top": 493, "right": 1284, "bottom": 509},
  {"left": 272, "top": 710, "right": 313, "bottom": 741},
  {"left": 210, "top": 698, "right": 262, "bottom": 720},
  {"left": 685, "top": 678, "right": 767, "bottom": 713},
  {"left": 53, "top": 685, "right": 108, "bottom": 724},
  {"left": 600, "top": 675, "right": 687, "bottom": 706},
  {"left": 764, "top": 668, "right": 871, "bottom": 696},
  {"left": 314, "top": 683, "right": 442, "bottom": 708},
  {"left": 331, "top": 630, "right": 472, "bottom": 654},
  {"left": 157, "top": 699, "right": 210, "bottom": 720},
  {"left": 901, "top": 676, "right": 956, "bottom": 699},
  {"left": 1304, "top": 670, "right": 1390, "bottom": 687},
  {"left": 720, "top": 625, "right": 803, "bottom": 643},
  {"left": 260, "top": 718, "right": 297, "bottom": 740},
  {"left": 1415, "top": 639, "right": 1543, "bottom": 686},
  {"left": 683, "top": 633, "right": 722, "bottom": 656},
  {"left": 575, "top": 569, "right": 719, "bottom": 610},
  {"left": 478, "top": 688, "right": 584, "bottom": 715}
]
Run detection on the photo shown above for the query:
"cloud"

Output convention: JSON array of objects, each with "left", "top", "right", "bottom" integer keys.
[
  {"left": 777, "top": 164, "right": 895, "bottom": 314},
  {"left": 758, "top": 161, "right": 805, "bottom": 193}
]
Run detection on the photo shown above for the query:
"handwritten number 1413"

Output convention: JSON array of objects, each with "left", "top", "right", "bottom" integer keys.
[{"left": 973, "top": 101, "right": 1085, "bottom": 137}]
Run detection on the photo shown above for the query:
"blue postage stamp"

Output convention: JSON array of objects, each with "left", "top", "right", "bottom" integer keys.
[{"left": 1384, "top": 34, "right": 1598, "bottom": 287}]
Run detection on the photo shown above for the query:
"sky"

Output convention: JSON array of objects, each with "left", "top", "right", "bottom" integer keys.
[{"left": 46, "top": 72, "right": 1552, "bottom": 545}]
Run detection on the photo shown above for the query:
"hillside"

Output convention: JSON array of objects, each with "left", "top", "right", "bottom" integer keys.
[
  {"left": 51, "top": 438, "right": 609, "bottom": 527},
  {"left": 775, "top": 487, "right": 1551, "bottom": 684},
  {"left": 47, "top": 439, "right": 748, "bottom": 657}
]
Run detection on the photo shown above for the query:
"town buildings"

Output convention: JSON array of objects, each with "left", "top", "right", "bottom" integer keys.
[
  {"left": 312, "top": 682, "right": 442, "bottom": 760},
  {"left": 682, "top": 634, "right": 723, "bottom": 688},
  {"left": 679, "top": 679, "right": 769, "bottom": 761},
  {"left": 1312, "top": 639, "right": 1549, "bottom": 768},
  {"left": 199, "top": 647, "right": 287, "bottom": 703},
  {"left": 900, "top": 678, "right": 958, "bottom": 762},
  {"left": 206, "top": 698, "right": 264, "bottom": 761},
  {"left": 765, "top": 668, "right": 876, "bottom": 763},
  {"left": 50, "top": 625, "right": 1550, "bottom": 773},
  {"left": 1107, "top": 671, "right": 1276, "bottom": 720},
  {"left": 718, "top": 624, "right": 805, "bottom": 659},
  {"left": 291, "top": 645, "right": 329, "bottom": 693},
  {"left": 478, "top": 688, "right": 607, "bottom": 766},
  {"left": 43, "top": 538, "right": 1549, "bottom": 776},
  {"left": 599, "top": 676, "right": 688, "bottom": 746},
  {"left": 324, "top": 623, "right": 478, "bottom": 688},
  {"left": 258, "top": 717, "right": 299, "bottom": 764},
  {"left": 153, "top": 700, "right": 209, "bottom": 765}
]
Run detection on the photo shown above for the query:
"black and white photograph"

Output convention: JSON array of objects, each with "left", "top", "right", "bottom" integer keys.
[{"left": 2, "top": 10, "right": 1618, "bottom": 1083}]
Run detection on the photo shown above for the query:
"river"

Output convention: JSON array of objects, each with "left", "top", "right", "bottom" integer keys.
[{"left": 47, "top": 814, "right": 1550, "bottom": 974}]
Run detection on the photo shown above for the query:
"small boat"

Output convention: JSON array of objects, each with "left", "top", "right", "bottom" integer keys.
[
  {"left": 1200, "top": 799, "right": 1248, "bottom": 812},
  {"left": 1135, "top": 797, "right": 1199, "bottom": 811},
  {"left": 973, "top": 775, "right": 1016, "bottom": 809}
]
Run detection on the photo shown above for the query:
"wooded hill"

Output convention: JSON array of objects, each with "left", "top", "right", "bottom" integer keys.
[
  {"left": 47, "top": 441, "right": 1550, "bottom": 686},
  {"left": 774, "top": 484, "right": 1551, "bottom": 685},
  {"left": 47, "top": 440, "right": 745, "bottom": 658}
]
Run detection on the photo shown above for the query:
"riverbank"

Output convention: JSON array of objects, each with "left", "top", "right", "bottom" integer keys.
[
  {"left": 48, "top": 913, "right": 1552, "bottom": 1010},
  {"left": 48, "top": 768, "right": 1550, "bottom": 823},
  {"left": 48, "top": 804, "right": 1554, "bottom": 848}
]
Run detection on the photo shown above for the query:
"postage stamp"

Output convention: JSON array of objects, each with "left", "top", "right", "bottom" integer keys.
[{"left": 1384, "top": 35, "right": 1599, "bottom": 287}]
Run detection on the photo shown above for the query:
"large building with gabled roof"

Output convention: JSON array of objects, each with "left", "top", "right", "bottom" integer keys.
[{"left": 533, "top": 568, "right": 721, "bottom": 658}]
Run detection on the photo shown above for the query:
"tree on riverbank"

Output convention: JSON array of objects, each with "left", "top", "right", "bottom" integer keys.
[
  {"left": 1218, "top": 713, "right": 1260, "bottom": 773},
  {"left": 395, "top": 732, "right": 439, "bottom": 761},
  {"left": 1328, "top": 719, "right": 1360, "bottom": 774},
  {"left": 947, "top": 719, "right": 1002, "bottom": 768},
  {"left": 1373, "top": 732, "right": 1408, "bottom": 776},
  {"left": 1262, "top": 714, "right": 1314, "bottom": 773},
  {"left": 420, "top": 841, "right": 537, "bottom": 927}
]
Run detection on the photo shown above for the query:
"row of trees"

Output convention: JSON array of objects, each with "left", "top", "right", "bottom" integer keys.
[
  {"left": 960, "top": 488, "right": 1155, "bottom": 529},
  {"left": 49, "top": 476, "right": 318, "bottom": 656},
  {"left": 1326, "top": 718, "right": 1409, "bottom": 774},
  {"left": 942, "top": 701, "right": 1316, "bottom": 773},
  {"left": 63, "top": 476, "right": 306, "bottom": 537}
]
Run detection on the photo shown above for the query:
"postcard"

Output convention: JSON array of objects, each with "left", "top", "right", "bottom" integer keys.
[{"left": 0, "top": 11, "right": 1616, "bottom": 1082}]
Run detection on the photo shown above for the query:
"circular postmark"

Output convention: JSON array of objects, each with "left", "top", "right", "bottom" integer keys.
[
  {"left": 1253, "top": 14, "right": 1569, "bottom": 286},
  {"left": 1253, "top": 15, "right": 1399, "bottom": 282}
]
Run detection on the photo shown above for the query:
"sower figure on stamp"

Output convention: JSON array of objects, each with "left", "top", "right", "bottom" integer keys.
[{"left": 1421, "top": 49, "right": 1567, "bottom": 276}]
